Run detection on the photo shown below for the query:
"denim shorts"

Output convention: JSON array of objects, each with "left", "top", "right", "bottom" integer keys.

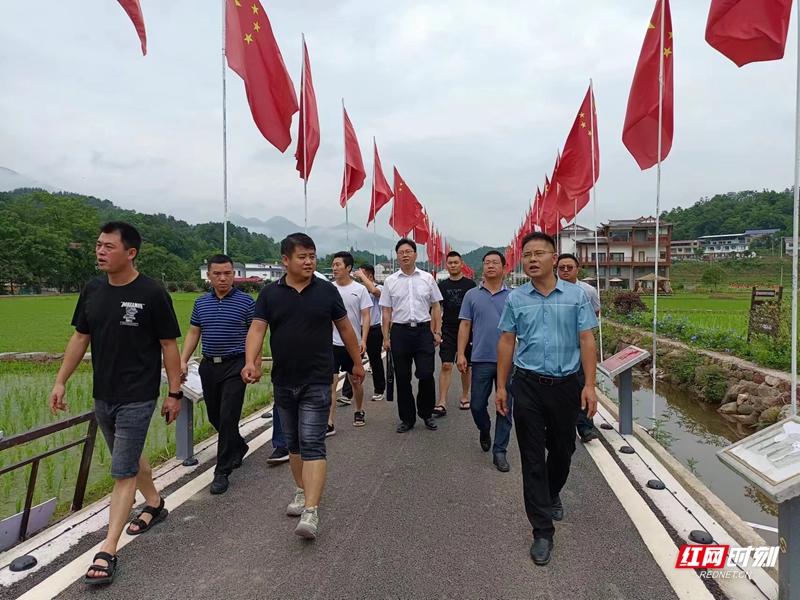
[
  {"left": 273, "top": 384, "right": 331, "bottom": 461},
  {"left": 94, "top": 398, "right": 157, "bottom": 479}
]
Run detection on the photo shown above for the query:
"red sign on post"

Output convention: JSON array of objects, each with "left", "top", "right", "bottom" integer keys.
[{"left": 598, "top": 345, "right": 650, "bottom": 378}]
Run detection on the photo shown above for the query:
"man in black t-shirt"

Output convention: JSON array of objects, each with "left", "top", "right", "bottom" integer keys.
[
  {"left": 49, "top": 222, "right": 183, "bottom": 586},
  {"left": 434, "top": 251, "right": 476, "bottom": 416},
  {"left": 242, "top": 233, "right": 364, "bottom": 541}
]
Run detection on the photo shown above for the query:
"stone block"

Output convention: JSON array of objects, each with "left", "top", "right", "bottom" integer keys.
[
  {"left": 751, "top": 371, "right": 765, "bottom": 385},
  {"left": 719, "top": 402, "right": 739, "bottom": 415},
  {"left": 732, "top": 412, "right": 758, "bottom": 426},
  {"left": 737, "top": 404, "right": 755, "bottom": 415},
  {"left": 736, "top": 393, "right": 749, "bottom": 405}
]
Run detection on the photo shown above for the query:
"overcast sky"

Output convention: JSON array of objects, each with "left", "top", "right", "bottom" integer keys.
[{"left": 1, "top": 1, "right": 797, "bottom": 247}]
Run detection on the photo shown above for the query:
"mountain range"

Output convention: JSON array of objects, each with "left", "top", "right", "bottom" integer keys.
[{"left": 230, "top": 214, "right": 482, "bottom": 257}]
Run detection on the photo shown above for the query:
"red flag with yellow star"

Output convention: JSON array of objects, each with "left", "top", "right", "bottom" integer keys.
[
  {"left": 705, "top": 0, "right": 792, "bottom": 67},
  {"left": 117, "top": 0, "right": 147, "bottom": 55},
  {"left": 622, "top": 0, "right": 673, "bottom": 170},
  {"left": 414, "top": 210, "right": 430, "bottom": 244},
  {"left": 340, "top": 106, "right": 366, "bottom": 207},
  {"left": 390, "top": 168, "right": 423, "bottom": 236},
  {"left": 557, "top": 86, "right": 599, "bottom": 201},
  {"left": 295, "top": 37, "right": 319, "bottom": 180},
  {"left": 226, "top": 0, "right": 298, "bottom": 152},
  {"left": 367, "top": 140, "right": 393, "bottom": 225}
]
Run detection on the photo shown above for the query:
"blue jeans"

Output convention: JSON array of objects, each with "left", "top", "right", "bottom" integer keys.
[
  {"left": 470, "top": 362, "right": 514, "bottom": 455},
  {"left": 271, "top": 405, "right": 286, "bottom": 450},
  {"left": 94, "top": 398, "right": 156, "bottom": 479},
  {"left": 273, "top": 383, "right": 330, "bottom": 461}
]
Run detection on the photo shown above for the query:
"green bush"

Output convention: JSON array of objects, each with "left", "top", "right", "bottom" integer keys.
[
  {"left": 664, "top": 351, "right": 701, "bottom": 385},
  {"left": 612, "top": 292, "right": 647, "bottom": 315},
  {"left": 180, "top": 281, "right": 198, "bottom": 293},
  {"left": 695, "top": 364, "right": 728, "bottom": 403}
]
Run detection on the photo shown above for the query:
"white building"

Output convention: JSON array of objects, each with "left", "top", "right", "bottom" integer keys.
[
  {"left": 785, "top": 237, "right": 796, "bottom": 256},
  {"left": 698, "top": 233, "right": 749, "bottom": 259},
  {"left": 198, "top": 262, "right": 282, "bottom": 282},
  {"left": 556, "top": 224, "right": 595, "bottom": 255},
  {"left": 671, "top": 239, "right": 700, "bottom": 261}
]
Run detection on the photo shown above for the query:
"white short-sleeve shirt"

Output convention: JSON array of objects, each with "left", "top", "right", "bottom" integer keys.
[
  {"left": 332, "top": 280, "right": 373, "bottom": 346},
  {"left": 577, "top": 280, "right": 601, "bottom": 314},
  {"left": 379, "top": 267, "right": 444, "bottom": 323}
]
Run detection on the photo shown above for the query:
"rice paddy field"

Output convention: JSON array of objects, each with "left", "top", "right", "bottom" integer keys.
[
  {"left": 0, "top": 361, "right": 273, "bottom": 521},
  {"left": 641, "top": 293, "right": 751, "bottom": 336}
]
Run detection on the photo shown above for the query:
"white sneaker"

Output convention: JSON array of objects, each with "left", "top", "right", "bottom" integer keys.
[
  {"left": 295, "top": 507, "right": 319, "bottom": 539},
  {"left": 371, "top": 393, "right": 384, "bottom": 401},
  {"left": 286, "top": 487, "right": 305, "bottom": 516},
  {"left": 336, "top": 396, "right": 352, "bottom": 406}
]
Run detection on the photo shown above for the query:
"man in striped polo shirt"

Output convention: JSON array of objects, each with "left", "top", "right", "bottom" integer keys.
[{"left": 181, "top": 254, "right": 255, "bottom": 495}]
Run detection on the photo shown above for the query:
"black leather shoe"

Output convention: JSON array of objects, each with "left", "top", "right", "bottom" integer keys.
[
  {"left": 551, "top": 496, "right": 563, "bottom": 521},
  {"left": 210, "top": 473, "right": 229, "bottom": 495},
  {"left": 396, "top": 422, "right": 414, "bottom": 433},
  {"left": 579, "top": 427, "right": 600, "bottom": 443},
  {"left": 479, "top": 429, "right": 491, "bottom": 452},
  {"left": 232, "top": 444, "right": 249, "bottom": 469},
  {"left": 493, "top": 453, "right": 510, "bottom": 472},
  {"left": 530, "top": 538, "right": 553, "bottom": 566},
  {"left": 423, "top": 417, "right": 438, "bottom": 430}
]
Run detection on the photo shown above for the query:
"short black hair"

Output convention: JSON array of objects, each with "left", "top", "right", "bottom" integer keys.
[
  {"left": 483, "top": 250, "right": 506, "bottom": 266},
  {"left": 281, "top": 232, "right": 316, "bottom": 257},
  {"left": 359, "top": 263, "right": 375, "bottom": 277},
  {"left": 557, "top": 253, "right": 580, "bottom": 267},
  {"left": 332, "top": 251, "right": 354, "bottom": 270},
  {"left": 395, "top": 238, "right": 416, "bottom": 253},
  {"left": 100, "top": 221, "right": 141, "bottom": 258},
  {"left": 520, "top": 231, "right": 556, "bottom": 252},
  {"left": 446, "top": 251, "right": 461, "bottom": 260},
  {"left": 208, "top": 254, "right": 234, "bottom": 268}
]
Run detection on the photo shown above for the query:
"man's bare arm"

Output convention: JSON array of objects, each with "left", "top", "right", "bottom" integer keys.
[{"left": 49, "top": 332, "right": 91, "bottom": 413}]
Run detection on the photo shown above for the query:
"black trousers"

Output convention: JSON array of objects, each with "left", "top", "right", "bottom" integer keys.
[
  {"left": 512, "top": 369, "right": 581, "bottom": 540},
  {"left": 390, "top": 324, "right": 435, "bottom": 424},
  {"left": 366, "top": 325, "right": 386, "bottom": 394},
  {"left": 198, "top": 356, "right": 248, "bottom": 475},
  {"left": 574, "top": 366, "right": 595, "bottom": 436}
]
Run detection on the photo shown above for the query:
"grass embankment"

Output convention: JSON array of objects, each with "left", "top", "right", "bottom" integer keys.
[
  {"left": 0, "top": 361, "right": 273, "bottom": 521},
  {"left": 670, "top": 255, "right": 791, "bottom": 288}
]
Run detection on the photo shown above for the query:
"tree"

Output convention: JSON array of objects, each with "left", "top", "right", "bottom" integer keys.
[{"left": 701, "top": 265, "right": 725, "bottom": 290}]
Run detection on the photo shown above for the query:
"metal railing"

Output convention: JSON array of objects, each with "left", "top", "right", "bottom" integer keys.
[{"left": 0, "top": 411, "right": 98, "bottom": 544}]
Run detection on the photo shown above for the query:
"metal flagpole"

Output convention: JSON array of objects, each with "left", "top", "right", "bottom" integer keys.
[
  {"left": 221, "top": 0, "right": 229, "bottom": 254},
  {"left": 302, "top": 34, "right": 308, "bottom": 232},
  {"left": 589, "top": 78, "right": 604, "bottom": 362},
  {"left": 342, "top": 99, "right": 350, "bottom": 246},
  {"left": 651, "top": 0, "right": 667, "bottom": 420},
  {"left": 792, "top": 0, "right": 800, "bottom": 416}
]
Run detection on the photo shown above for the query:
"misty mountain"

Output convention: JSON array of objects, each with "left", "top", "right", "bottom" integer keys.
[{"left": 0, "top": 167, "right": 54, "bottom": 193}]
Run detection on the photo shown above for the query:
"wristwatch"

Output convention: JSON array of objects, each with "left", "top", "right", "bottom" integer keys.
[{"left": 168, "top": 390, "right": 184, "bottom": 400}]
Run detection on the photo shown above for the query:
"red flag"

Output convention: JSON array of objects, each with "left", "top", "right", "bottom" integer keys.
[
  {"left": 117, "top": 0, "right": 147, "bottom": 55},
  {"left": 390, "top": 168, "right": 423, "bottom": 236},
  {"left": 622, "top": 0, "right": 674, "bottom": 170},
  {"left": 226, "top": 0, "right": 298, "bottom": 152},
  {"left": 368, "top": 141, "right": 393, "bottom": 225},
  {"left": 531, "top": 187, "right": 543, "bottom": 227},
  {"left": 462, "top": 262, "right": 475, "bottom": 279},
  {"left": 557, "top": 86, "right": 599, "bottom": 200},
  {"left": 295, "top": 38, "right": 319, "bottom": 180},
  {"left": 340, "top": 106, "right": 366, "bottom": 207},
  {"left": 706, "top": 0, "right": 792, "bottom": 67},
  {"left": 540, "top": 176, "right": 561, "bottom": 235},
  {"left": 414, "top": 210, "right": 430, "bottom": 244}
]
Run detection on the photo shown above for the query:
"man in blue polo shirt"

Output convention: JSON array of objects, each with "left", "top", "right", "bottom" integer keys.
[
  {"left": 181, "top": 254, "right": 255, "bottom": 495},
  {"left": 496, "top": 232, "right": 598, "bottom": 567},
  {"left": 456, "top": 250, "right": 512, "bottom": 472}
]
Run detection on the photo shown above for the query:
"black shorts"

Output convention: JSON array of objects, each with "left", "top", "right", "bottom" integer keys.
[
  {"left": 332, "top": 345, "right": 355, "bottom": 375},
  {"left": 439, "top": 324, "right": 471, "bottom": 363}
]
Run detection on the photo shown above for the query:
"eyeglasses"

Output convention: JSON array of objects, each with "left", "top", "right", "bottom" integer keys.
[
  {"left": 397, "top": 250, "right": 415, "bottom": 256},
  {"left": 557, "top": 265, "right": 576, "bottom": 271},
  {"left": 483, "top": 260, "right": 502, "bottom": 266},
  {"left": 522, "top": 251, "right": 555, "bottom": 259}
]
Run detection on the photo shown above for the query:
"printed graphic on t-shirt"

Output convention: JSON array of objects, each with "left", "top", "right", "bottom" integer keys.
[{"left": 120, "top": 301, "right": 145, "bottom": 327}]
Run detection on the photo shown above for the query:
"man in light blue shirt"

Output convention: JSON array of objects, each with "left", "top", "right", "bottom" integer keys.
[
  {"left": 456, "top": 250, "right": 513, "bottom": 472},
  {"left": 496, "top": 231, "right": 598, "bottom": 567}
]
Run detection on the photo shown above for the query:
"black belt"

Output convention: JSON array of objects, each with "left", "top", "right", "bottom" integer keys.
[
  {"left": 370, "top": 324, "right": 382, "bottom": 329},
  {"left": 393, "top": 321, "right": 431, "bottom": 329},
  {"left": 203, "top": 353, "right": 245, "bottom": 364},
  {"left": 514, "top": 367, "right": 577, "bottom": 386}
]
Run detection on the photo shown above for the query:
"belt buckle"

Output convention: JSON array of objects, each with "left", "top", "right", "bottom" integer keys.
[
  {"left": 212, "top": 356, "right": 223, "bottom": 364},
  {"left": 409, "top": 321, "right": 418, "bottom": 328},
  {"left": 540, "top": 376, "right": 554, "bottom": 386}
]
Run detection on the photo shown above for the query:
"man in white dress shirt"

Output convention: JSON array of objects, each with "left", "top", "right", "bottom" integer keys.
[{"left": 380, "top": 238, "right": 444, "bottom": 432}]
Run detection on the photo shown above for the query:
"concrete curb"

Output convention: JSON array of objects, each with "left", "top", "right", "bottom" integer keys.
[{"left": 595, "top": 387, "right": 777, "bottom": 582}]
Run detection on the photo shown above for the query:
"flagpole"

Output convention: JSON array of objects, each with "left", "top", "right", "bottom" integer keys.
[
  {"left": 791, "top": 0, "right": 800, "bottom": 416},
  {"left": 651, "top": 0, "right": 667, "bottom": 421},
  {"left": 221, "top": 0, "right": 229, "bottom": 255},
  {"left": 589, "top": 78, "right": 604, "bottom": 362},
  {"left": 342, "top": 99, "right": 350, "bottom": 246},
  {"left": 302, "top": 34, "right": 308, "bottom": 233},
  {"left": 371, "top": 137, "right": 377, "bottom": 267}
]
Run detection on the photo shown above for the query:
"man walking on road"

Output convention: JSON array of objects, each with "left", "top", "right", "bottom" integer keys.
[
  {"left": 435, "top": 251, "right": 476, "bottom": 416},
  {"left": 180, "top": 254, "right": 255, "bottom": 494},
  {"left": 456, "top": 250, "right": 512, "bottom": 472},
  {"left": 556, "top": 253, "right": 602, "bottom": 444},
  {"left": 353, "top": 263, "right": 386, "bottom": 401},
  {"left": 380, "top": 238, "right": 443, "bottom": 433},
  {"left": 496, "top": 232, "right": 598, "bottom": 566},
  {"left": 242, "top": 233, "right": 364, "bottom": 540},
  {"left": 50, "top": 222, "right": 182, "bottom": 586},
  {"left": 328, "top": 252, "right": 372, "bottom": 433}
]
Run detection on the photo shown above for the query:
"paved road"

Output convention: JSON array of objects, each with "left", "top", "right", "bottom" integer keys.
[{"left": 56, "top": 369, "right": 678, "bottom": 600}]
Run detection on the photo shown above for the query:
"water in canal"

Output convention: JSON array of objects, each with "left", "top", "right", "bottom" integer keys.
[{"left": 597, "top": 372, "right": 778, "bottom": 544}]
